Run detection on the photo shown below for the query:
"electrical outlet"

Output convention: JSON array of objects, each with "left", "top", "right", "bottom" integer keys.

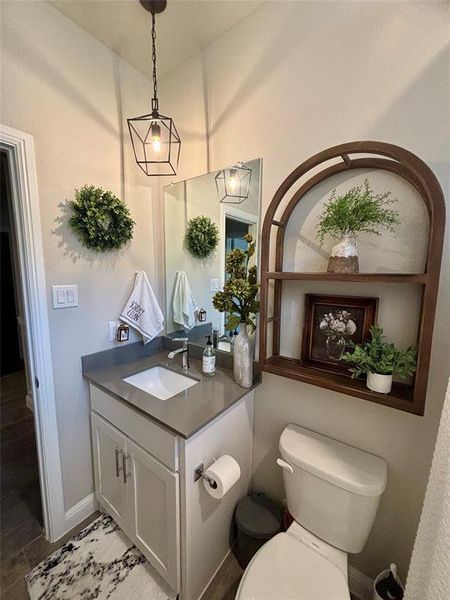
[
  {"left": 210, "top": 278, "right": 220, "bottom": 292},
  {"left": 108, "top": 321, "right": 120, "bottom": 342}
]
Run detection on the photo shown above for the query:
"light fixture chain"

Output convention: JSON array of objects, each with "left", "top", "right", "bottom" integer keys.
[
  {"left": 151, "top": 11, "right": 158, "bottom": 105},
  {"left": 128, "top": 0, "right": 181, "bottom": 176}
]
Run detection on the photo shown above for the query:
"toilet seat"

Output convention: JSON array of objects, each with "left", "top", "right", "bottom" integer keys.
[{"left": 236, "top": 532, "right": 351, "bottom": 600}]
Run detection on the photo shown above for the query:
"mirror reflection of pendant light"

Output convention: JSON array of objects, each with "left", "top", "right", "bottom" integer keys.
[
  {"left": 127, "top": 1, "right": 181, "bottom": 176},
  {"left": 215, "top": 162, "right": 252, "bottom": 203}
]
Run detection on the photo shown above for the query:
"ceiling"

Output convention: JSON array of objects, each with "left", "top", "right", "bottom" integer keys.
[{"left": 50, "top": 0, "right": 265, "bottom": 79}]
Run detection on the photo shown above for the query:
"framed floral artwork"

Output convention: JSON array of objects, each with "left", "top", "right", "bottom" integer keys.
[{"left": 301, "top": 294, "right": 378, "bottom": 376}]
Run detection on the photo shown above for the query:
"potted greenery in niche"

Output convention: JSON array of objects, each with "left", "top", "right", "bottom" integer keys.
[
  {"left": 213, "top": 234, "right": 259, "bottom": 388},
  {"left": 343, "top": 325, "right": 417, "bottom": 394},
  {"left": 316, "top": 179, "right": 400, "bottom": 273}
]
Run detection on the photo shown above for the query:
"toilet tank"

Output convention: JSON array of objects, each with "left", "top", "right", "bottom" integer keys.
[{"left": 279, "top": 425, "right": 387, "bottom": 554}]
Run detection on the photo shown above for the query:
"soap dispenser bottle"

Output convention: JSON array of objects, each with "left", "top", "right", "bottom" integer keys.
[{"left": 202, "top": 336, "right": 216, "bottom": 377}]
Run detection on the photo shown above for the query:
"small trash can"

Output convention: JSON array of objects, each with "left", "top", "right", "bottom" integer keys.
[{"left": 235, "top": 493, "right": 283, "bottom": 568}]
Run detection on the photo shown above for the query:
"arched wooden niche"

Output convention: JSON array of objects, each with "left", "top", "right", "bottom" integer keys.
[{"left": 259, "top": 141, "right": 445, "bottom": 415}]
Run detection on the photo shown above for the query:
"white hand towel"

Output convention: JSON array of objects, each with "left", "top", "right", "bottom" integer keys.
[
  {"left": 172, "top": 271, "right": 198, "bottom": 331},
  {"left": 120, "top": 271, "right": 164, "bottom": 344}
]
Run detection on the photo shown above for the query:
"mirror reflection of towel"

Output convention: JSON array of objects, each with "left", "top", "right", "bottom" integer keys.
[
  {"left": 172, "top": 271, "right": 198, "bottom": 331},
  {"left": 120, "top": 271, "right": 164, "bottom": 344}
]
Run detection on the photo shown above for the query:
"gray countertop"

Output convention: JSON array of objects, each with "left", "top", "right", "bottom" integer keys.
[{"left": 83, "top": 347, "right": 261, "bottom": 439}]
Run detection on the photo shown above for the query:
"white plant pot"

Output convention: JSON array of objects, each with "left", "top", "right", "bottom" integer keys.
[{"left": 367, "top": 372, "right": 393, "bottom": 394}]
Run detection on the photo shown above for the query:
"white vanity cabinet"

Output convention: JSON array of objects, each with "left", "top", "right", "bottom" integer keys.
[
  {"left": 89, "top": 382, "right": 254, "bottom": 600},
  {"left": 90, "top": 385, "right": 180, "bottom": 590}
]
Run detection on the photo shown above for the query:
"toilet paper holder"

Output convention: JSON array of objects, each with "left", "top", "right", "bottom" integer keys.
[{"left": 194, "top": 463, "right": 218, "bottom": 489}]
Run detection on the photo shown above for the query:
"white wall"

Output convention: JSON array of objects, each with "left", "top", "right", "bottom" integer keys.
[
  {"left": 1, "top": 1, "right": 161, "bottom": 512},
  {"left": 159, "top": 0, "right": 450, "bottom": 580}
]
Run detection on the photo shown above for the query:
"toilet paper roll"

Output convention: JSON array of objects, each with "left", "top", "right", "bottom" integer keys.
[{"left": 203, "top": 455, "right": 241, "bottom": 499}]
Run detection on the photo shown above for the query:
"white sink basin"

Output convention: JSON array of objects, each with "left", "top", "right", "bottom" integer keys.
[{"left": 123, "top": 366, "right": 198, "bottom": 400}]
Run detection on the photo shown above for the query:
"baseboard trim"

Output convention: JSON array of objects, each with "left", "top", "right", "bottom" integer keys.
[
  {"left": 64, "top": 493, "right": 98, "bottom": 534},
  {"left": 349, "top": 565, "right": 373, "bottom": 600}
]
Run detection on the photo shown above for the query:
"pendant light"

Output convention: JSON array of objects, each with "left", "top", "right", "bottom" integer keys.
[
  {"left": 215, "top": 162, "right": 252, "bottom": 204},
  {"left": 128, "top": 1, "right": 181, "bottom": 176}
]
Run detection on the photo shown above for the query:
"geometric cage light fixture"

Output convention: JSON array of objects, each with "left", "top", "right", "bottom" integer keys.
[
  {"left": 127, "top": 0, "right": 181, "bottom": 176},
  {"left": 215, "top": 162, "right": 252, "bottom": 204}
]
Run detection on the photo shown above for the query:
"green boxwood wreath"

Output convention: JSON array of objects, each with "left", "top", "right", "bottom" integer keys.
[
  {"left": 185, "top": 215, "right": 220, "bottom": 259},
  {"left": 69, "top": 185, "right": 135, "bottom": 251}
]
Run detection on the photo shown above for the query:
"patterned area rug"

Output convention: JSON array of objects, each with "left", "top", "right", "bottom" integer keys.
[{"left": 26, "top": 513, "right": 176, "bottom": 600}]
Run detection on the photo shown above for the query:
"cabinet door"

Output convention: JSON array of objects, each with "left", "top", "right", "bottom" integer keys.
[
  {"left": 91, "top": 412, "right": 128, "bottom": 531},
  {"left": 126, "top": 439, "right": 180, "bottom": 591}
]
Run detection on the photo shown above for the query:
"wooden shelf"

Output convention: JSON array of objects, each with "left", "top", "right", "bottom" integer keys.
[
  {"left": 259, "top": 142, "right": 446, "bottom": 415},
  {"left": 264, "top": 356, "right": 416, "bottom": 413},
  {"left": 265, "top": 272, "right": 428, "bottom": 284}
]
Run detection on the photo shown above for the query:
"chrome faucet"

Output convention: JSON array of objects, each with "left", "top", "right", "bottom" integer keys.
[{"left": 168, "top": 337, "right": 190, "bottom": 370}]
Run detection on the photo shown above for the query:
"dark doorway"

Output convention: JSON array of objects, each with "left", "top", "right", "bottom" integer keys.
[
  {"left": 225, "top": 216, "right": 250, "bottom": 254},
  {"left": 0, "top": 150, "right": 43, "bottom": 575},
  {"left": 1, "top": 152, "right": 23, "bottom": 376}
]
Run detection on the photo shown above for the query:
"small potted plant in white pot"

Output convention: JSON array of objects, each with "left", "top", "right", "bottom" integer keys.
[
  {"left": 343, "top": 325, "right": 417, "bottom": 394},
  {"left": 316, "top": 179, "right": 400, "bottom": 273}
]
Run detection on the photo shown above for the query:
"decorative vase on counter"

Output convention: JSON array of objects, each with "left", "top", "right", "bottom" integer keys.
[
  {"left": 327, "top": 234, "right": 359, "bottom": 274},
  {"left": 367, "top": 371, "right": 393, "bottom": 394},
  {"left": 233, "top": 324, "right": 253, "bottom": 388}
]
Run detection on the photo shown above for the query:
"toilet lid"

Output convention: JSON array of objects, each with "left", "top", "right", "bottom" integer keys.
[{"left": 236, "top": 533, "right": 350, "bottom": 600}]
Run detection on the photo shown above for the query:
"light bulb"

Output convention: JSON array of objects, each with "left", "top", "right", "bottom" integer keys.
[
  {"left": 150, "top": 121, "right": 161, "bottom": 153},
  {"left": 229, "top": 168, "right": 238, "bottom": 191}
]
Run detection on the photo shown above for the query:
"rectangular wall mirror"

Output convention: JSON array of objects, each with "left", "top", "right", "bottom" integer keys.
[{"left": 164, "top": 159, "right": 262, "bottom": 352}]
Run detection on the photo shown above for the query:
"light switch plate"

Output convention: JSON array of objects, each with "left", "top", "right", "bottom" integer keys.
[
  {"left": 210, "top": 278, "right": 220, "bottom": 292},
  {"left": 52, "top": 285, "right": 79, "bottom": 309}
]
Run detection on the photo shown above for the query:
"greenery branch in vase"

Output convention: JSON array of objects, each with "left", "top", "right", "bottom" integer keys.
[
  {"left": 343, "top": 325, "right": 417, "bottom": 394},
  {"left": 213, "top": 234, "right": 260, "bottom": 388},
  {"left": 316, "top": 179, "right": 400, "bottom": 274}
]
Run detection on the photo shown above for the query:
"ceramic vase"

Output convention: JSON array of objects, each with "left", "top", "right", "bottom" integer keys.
[
  {"left": 367, "top": 371, "right": 393, "bottom": 394},
  {"left": 233, "top": 324, "right": 253, "bottom": 388},
  {"left": 327, "top": 234, "right": 359, "bottom": 274}
]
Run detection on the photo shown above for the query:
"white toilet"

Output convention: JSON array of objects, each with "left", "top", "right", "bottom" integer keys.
[{"left": 236, "top": 424, "right": 387, "bottom": 599}]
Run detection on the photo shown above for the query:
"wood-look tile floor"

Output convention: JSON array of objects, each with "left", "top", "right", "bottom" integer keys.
[
  {"left": 1, "top": 371, "right": 39, "bottom": 598},
  {"left": 0, "top": 511, "right": 100, "bottom": 599},
  {"left": 202, "top": 551, "right": 244, "bottom": 600}
]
